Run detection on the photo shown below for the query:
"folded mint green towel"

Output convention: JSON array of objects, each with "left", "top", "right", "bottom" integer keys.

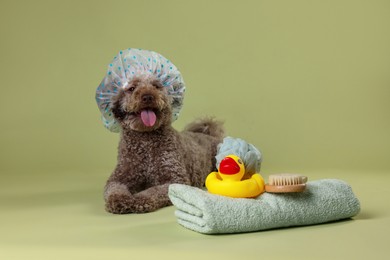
[{"left": 168, "top": 179, "right": 360, "bottom": 234}]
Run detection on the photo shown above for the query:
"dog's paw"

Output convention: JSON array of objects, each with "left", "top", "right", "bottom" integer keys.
[
  {"left": 131, "top": 193, "right": 173, "bottom": 213},
  {"left": 105, "top": 193, "right": 134, "bottom": 214},
  {"left": 104, "top": 182, "right": 172, "bottom": 214},
  {"left": 129, "top": 196, "right": 158, "bottom": 213},
  {"left": 105, "top": 193, "right": 160, "bottom": 214}
]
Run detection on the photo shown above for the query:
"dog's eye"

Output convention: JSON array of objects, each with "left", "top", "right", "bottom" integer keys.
[
  {"left": 127, "top": 87, "right": 135, "bottom": 92},
  {"left": 152, "top": 81, "right": 163, "bottom": 89}
]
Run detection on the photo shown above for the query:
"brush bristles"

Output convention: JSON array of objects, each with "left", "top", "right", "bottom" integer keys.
[{"left": 268, "top": 174, "right": 307, "bottom": 186}]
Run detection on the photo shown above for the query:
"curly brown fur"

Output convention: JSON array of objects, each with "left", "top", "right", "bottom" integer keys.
[{"left": 104, "top": 75, "right": 224, "bottom": 214}]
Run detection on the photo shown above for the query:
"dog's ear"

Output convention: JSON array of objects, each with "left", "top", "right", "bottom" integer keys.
[{"left": 111, "top": 93, "right": 126, "bottom": 121}]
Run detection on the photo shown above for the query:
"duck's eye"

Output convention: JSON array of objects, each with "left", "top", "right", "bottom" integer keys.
[{"left": 238, "top": 159, "right": 243, "bottom": 164}]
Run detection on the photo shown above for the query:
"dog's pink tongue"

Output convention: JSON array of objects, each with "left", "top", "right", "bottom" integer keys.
[{"left": 140, "top": 110, "right": 157, "bottom": 127}]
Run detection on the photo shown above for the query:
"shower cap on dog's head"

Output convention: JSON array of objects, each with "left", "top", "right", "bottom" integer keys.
[{"left": 95, "top": 48, "right": 186, "bottom": 132}]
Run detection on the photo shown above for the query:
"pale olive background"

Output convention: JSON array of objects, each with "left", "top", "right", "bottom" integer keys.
[{"left": 0, "top": 0, "right": 389, "bottom": 259}]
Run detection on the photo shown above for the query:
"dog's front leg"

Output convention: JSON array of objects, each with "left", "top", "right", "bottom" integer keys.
[
  {"left": 129, "top": 163, "right": 191, "bottom": 213},
  {"left": 103, "top": 163, "right": 149, "bottom": 214},
  {"left": 104, "top": 150, "right": 191, "bottom": 214},
  {"left": 105, "top": 182, "right": 172, "bottom": 214},
  {"left": 129, "top": 183, "right": 172, "bottom": 213},
  {"left": 104, "top": 180, "right": 135, "bottom": 214}
]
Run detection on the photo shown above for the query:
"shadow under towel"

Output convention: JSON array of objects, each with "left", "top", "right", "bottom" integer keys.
[{"left": 168, "top": 179, "right": 360, "bottom": 234}]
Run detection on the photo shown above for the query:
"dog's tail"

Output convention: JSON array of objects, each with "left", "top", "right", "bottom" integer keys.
[{"left": 184, "top": 117, "right": 225, "bottom": 140}]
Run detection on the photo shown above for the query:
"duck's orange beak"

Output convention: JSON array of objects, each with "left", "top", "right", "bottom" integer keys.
[{"left": 219, "top": 157, "right": 240, "bottom": 175}]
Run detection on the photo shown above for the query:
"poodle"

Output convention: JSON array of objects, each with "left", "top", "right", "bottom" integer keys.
[{"left": 103, "top": 75, "right": 224, "bottom": 214}]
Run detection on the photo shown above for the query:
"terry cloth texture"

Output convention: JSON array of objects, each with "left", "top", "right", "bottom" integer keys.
[{"left": 168, "top": 179, "right": 360, "bottom": 234}]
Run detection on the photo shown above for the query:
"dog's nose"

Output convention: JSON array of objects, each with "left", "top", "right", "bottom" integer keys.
[{"left": 142, "top": 94, "right": 154, "bottom": 104}]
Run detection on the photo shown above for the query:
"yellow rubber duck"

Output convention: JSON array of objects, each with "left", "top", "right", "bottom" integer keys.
[{"left": 205, "top": 154, "right": 265, "bottom": 198}]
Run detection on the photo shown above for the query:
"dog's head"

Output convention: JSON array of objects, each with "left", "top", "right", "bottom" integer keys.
[{"left": 111, "top": 75, "right": 172, "bottom": 132}]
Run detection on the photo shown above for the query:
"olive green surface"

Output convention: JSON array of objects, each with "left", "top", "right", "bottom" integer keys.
[{"left": 0, "top": 0, "right": 389, "bottom": 259}]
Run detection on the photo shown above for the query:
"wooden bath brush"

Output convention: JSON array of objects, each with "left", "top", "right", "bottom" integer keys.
[{"left": 265, "top": 174, "right": 308, "bottom": 193}]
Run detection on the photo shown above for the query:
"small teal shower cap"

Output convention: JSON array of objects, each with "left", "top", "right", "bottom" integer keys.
[
  {"left": 216, "top": 137, "right": 263, "bottom": 174},
  {"left": 95, "top": 48, "right": 186, "bottom": 132}
]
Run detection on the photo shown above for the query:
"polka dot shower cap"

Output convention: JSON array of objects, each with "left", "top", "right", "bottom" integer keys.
[
  {"left": 95, "top": 48, "right": 186, "bottom": 132},
  {"left": 216, "top": 137, "right": 262, "bottom": 175}
]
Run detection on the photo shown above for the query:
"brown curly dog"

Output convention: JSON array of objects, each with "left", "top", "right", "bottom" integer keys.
[{"left": 104, "top": 75, "right": 224, "bottom": 214}]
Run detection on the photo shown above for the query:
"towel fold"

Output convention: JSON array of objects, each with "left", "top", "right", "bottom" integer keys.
[{"left": 168, "top": 179, "right": 360, "bottom": 234}]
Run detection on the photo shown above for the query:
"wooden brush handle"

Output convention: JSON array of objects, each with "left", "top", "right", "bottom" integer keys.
[{"left": 265, "top": 184, "right": 306, "bottom": 193}]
